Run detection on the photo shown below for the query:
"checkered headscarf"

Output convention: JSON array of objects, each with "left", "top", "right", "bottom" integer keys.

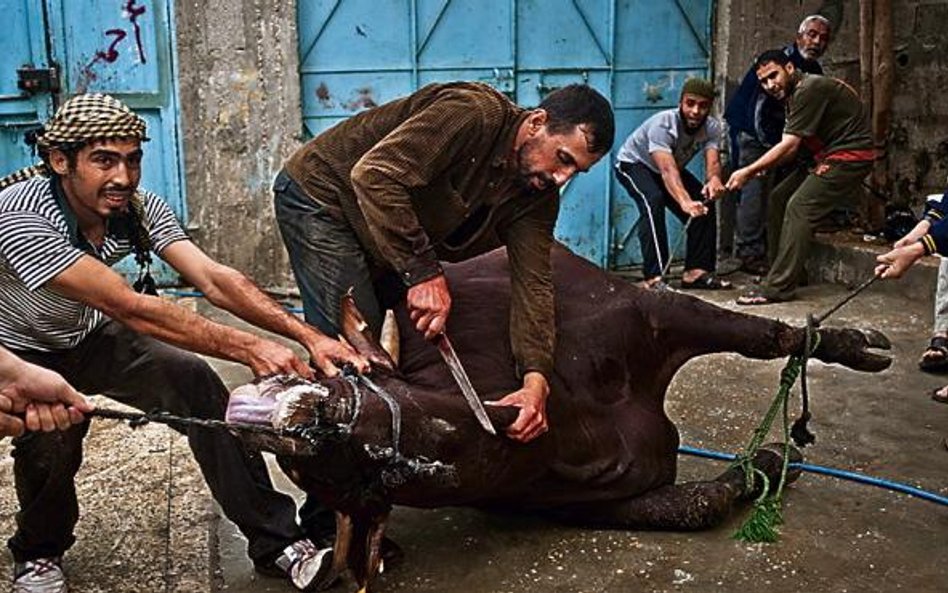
[{"left": 0, "top": 93, "right": 148, "bottom": 190}]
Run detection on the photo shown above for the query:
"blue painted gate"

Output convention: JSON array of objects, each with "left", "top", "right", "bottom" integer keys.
[
  {"left": 1, "top": 0, "right": 184, "bottom": 283},
  {"left": 297, "top": 0, "right": 712, "bottom": 269}
]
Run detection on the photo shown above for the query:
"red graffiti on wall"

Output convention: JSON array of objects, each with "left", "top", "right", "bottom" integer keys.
[{"left": 78, "top": 1, "right": 148, "bottom": 92}]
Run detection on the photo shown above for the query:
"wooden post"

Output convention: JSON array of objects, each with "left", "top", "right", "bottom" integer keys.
[
  {"left": 859, "top": 0, "right": 873, "bottom": 109},
  {"left": 870, "top": 0, "right": 893, "bottom": 228}
]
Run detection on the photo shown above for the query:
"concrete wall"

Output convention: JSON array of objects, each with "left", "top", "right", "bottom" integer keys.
[
  {"left": 717, "top": 0, "right": 948, "bottom": 206},
  {"left": 174, "top": 0, "right": 301, "bottom": 288}
]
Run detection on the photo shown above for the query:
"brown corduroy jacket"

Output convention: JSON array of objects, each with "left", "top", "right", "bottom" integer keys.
[{"left": 285, "top": 82, "right": 559, "bottom": 378}]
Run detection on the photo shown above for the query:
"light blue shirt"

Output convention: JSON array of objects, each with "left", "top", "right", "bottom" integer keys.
[{"left": 616, "top": 108, "right": 722, "bottom": 173}]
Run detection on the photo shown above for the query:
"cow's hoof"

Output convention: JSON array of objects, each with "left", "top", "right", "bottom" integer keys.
[
  {"left": 741, "top": 442, "right": 803, "bottom": 499},
  {"left": 814, "top": 328, "right": 893, "bottom": 372}
]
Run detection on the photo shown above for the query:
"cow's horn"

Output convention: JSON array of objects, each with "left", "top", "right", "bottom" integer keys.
[
  {"left": 380, "top": 310, "right": 400, "bottom": 366},
  {"left": 339, "top": 289, "right": 397, "bottom": 372}
]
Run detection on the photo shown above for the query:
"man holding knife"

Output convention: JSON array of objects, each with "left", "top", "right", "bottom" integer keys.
[{"left": 274, "top": 81, "right": 614, "bottom": 444}]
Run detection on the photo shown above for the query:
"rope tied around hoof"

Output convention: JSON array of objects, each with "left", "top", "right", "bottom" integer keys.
[{"left": 734, "top": 274, "right": 880, "bottom": 543}]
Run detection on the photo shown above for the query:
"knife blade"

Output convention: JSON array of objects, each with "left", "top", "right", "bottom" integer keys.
[{"left": 434, "top": 333, "right": 497, "bottom": 435}]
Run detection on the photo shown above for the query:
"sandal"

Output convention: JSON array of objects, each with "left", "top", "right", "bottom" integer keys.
[
  {"left": 680, "top": 273, "right": 733, "bottom": 290},
  {"left": 735, "top": 290, "right": 782, "bottom": 306},
  {"left": 932, "top": 385, "right": 948, "bottom": 404},
  {"left": 919, "top": 336, "right": 948, "bottom": 373}
]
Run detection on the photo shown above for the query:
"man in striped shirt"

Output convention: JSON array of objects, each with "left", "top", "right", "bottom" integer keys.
[{"left": 0, "top": 95, "right": 365, "bottom": 592}]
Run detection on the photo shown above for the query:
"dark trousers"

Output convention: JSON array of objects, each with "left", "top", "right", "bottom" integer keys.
[
  {"left": 273, "top": 168, "right": 372, "bottom": 541},
  {"left": 614, "top": 161, "right": 716, "bottom": 279},
  {"left": 7, "top": 321, "right": 303, "bottom": 564}
]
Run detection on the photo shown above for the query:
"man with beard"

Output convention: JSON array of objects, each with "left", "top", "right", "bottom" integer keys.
[
  {"left": 724, "top": 15, "right": 832, "bottom": 275},
  {"left": 275, "top": 79, "right": 611, "bottom": 568},
  {"left": 726, "top": 50, "right": 873, "bottom": 305},
  {"left": 0, "top": 94, "right": 368, "bottom": 592},
  {"left": 275, "top": 81, "right": 613, "bottom": 444},
  {"left": 613, "top": 78, "right": 729, "bottom": 291}
]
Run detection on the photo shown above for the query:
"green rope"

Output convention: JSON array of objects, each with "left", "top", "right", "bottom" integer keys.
[{"left": 732, "top": 330, "right": 820, "bottom": 543}]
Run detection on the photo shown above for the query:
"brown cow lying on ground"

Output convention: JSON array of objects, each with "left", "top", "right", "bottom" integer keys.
[{"left": 227, "top": 245, "right": 891, "bottom": 592}]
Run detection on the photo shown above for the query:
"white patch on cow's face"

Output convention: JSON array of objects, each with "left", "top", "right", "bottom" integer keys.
[{"left": 271, "top": 382, "right": 332, "bottom": 429}]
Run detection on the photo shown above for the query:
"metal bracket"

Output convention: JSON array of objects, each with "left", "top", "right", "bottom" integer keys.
[{"left": 17, "top": 65, "right": 60, "bottom": 95}]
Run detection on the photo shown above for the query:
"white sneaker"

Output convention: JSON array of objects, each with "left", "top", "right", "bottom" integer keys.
[
  {"left": 271, "top": 539, "right": 335, "bottom": 591},
  {"left": 12, "top": 557, "right": 67, "bottom": 593}
]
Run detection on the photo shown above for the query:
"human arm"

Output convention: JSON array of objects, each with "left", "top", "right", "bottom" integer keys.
[
  {"left": 350, "top": 89, "right": 488, "bottom": 289},
  {"left": 488, "top": 196, "right": 558, "bottom": 443},
  {"left": 406, "top": 273, "right": 451, "bottom": 340},
  {"left": 896, "top": 191, "right": 948, "bottom": 248},
  {"left": 701, "top": 148, "right": 727, "bottom": 200},
  {"left": 0, "top": 347, "right": 92, "bottom": 436},
  {"left": 47, "top": 254, "right": 313, "bottom": 378},
  {"left": 725, "top": 133, "right": 802, "bottom": 191},
  {"left": 893, "top": 219, "right": 930, "bottom": 249},
  {"left": 485, "top": 371, "right": 549, "bottom": 442},
  {"left": 652, "top": 151, "right": 708, "bottom": 217},
  {"left": 160, "top": 241, "right": 367, "bottom": 376},
  {"left": 875, "top": 241, "right": 926, "bottom": 279}
]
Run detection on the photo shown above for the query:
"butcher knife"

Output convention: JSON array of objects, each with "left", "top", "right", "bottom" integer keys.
[{"left": 434, "top": 333, "right": 497, "bottom": 435}]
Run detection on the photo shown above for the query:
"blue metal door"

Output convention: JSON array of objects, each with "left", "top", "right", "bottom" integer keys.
[
  {"left": 1, "top": 0, "right": 185, "bottom": 283},
  {"left": 1, "top": 2, "right": 53, "bottom": 172},
  {"left": 297, "top": 0, "right": 712, "bottom": 268},
  {"left": 609, "top": 0, "right": 712, "bottom": 269}
]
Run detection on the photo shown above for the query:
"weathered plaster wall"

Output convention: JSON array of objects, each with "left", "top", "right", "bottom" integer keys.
[
  {"left": 718, "top": 0, "right": 948, "bottom": 206},
  {"left": 174, "top": 0, "right": 300, "bottom": 288}
]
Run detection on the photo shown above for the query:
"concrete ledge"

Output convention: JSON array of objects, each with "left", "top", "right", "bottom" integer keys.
[{"left": 808, "top": 231, "right": 941, "bottom": 307}]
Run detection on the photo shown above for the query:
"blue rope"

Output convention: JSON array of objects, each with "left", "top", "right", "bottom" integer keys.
[{"left": 679, "top": 445, "right": 948, "bottom": 506}]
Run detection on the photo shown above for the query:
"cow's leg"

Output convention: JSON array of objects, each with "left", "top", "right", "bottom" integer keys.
[
  {"left": 359, "top": 514, "right": 388, "bottom": 593},
  {"left": 654, "top": 294, "right": 891, "bottom": 372},
  {"left": 548, "top": 444, "right": 801, "bottom": 531},
  {"left": 330, "top": 511, "right": 354, "bottom": 580},
  {"left": 333, "top": 511, "right": 389, "bottom": 593}
]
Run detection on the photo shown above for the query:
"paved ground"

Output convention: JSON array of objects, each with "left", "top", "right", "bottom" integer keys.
[{"left": 2, "top": 262, "right": 946, "bottom": 593}]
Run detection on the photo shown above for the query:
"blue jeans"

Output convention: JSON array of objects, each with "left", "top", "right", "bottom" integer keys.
[
  {"left": 273, "top": 169, "right": 384, "bottom": 338},
  {"left": 734, "top": 131, "right": 770, "bottom": 261}
]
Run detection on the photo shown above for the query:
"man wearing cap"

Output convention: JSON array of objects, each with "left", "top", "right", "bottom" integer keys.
[
  {"left": 726, "top": 50, "right": 873, "bottom": 305},
  {"left": 614, "top": 78, "right": 730, "bottom": 290},
  {"left": 724, "top": 14, "right": 833, "bottom": 275},
  {"left": 0, "top": 94, "right": 367, "bottom": 592}
]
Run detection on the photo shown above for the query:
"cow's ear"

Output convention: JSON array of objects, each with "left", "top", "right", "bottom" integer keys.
[{"left": 339, "top": 289, "right": 398, "bottom": 373}]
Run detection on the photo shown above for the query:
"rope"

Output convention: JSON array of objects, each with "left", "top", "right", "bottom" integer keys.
[
  {"left": 660, "top": 199, "right": 711, "bottom": 279},
  {"left": 86, "top": 407, "right": 293, "bottom": 438},
  {"left": 733, "top": 273, "right": 883, "bottom": 541},
  {"left": 813, "top": 275, "right": 880, "bottom": 326},
  {"left": 679, "top": 445, "right": 948, "bottom": 506}
]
